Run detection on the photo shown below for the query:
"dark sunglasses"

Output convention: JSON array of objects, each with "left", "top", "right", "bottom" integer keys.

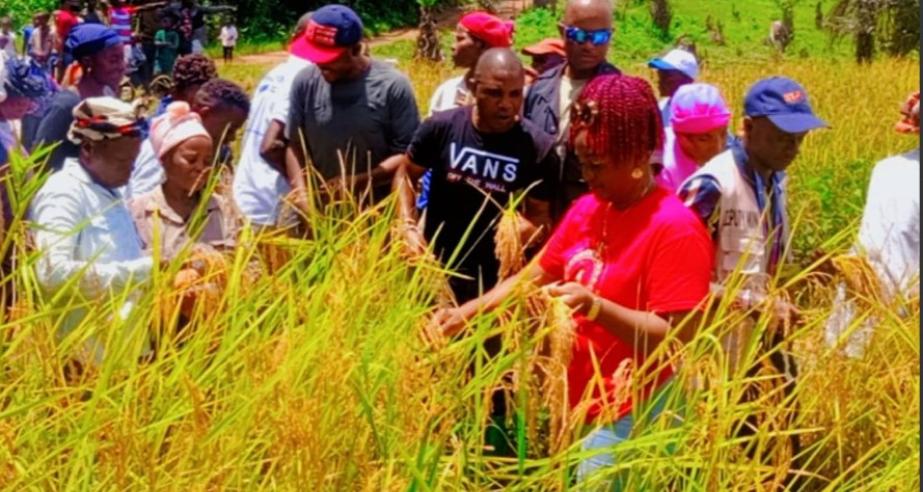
[{"left": 559, "top": 24, "right": 612, "bottom": 46}]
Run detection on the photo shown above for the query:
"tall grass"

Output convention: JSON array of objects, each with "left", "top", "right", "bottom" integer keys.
[{"left": 0, "top": 58, "right": 917, "bottom": 489}]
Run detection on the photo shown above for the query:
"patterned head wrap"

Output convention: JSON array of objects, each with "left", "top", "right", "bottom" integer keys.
[
  {"left": 894, "top": 91, "right": 920, "bottom": 134},
  {"left": 67, "top": 97, "right": 147, "bottom": 145},
  {"left": 0, "top": 55, "right": 50, "bottom": 101}
]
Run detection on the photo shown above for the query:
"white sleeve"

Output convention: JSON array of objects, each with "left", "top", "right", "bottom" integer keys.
[
  {"left": 856, "top": 159, "right": 918, "bottom": 294},
  {"left": 32, "top": 187, "right": 153, "bottom": 298}
]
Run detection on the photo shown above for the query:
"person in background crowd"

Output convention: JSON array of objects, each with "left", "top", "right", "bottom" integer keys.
[
  {"left": 655, "top": 83, "right": 731, "bottom": 192},
  {"left": 108, "top": 0, "right": 165, "bottom": 88},
  {"left": 54, "top": 0, "right": 83, "bottom": 82},
  {"left": 219, "top": 17, "right": 237, "bottom": 63},
  {"left": 29, "top": 12, "right": 56, "bottom": 73},
  {"left": 523, "top": 0, "right": 620, "bottom": 222},
  {"left": 32, "top": 23, "right": 126, "bottom": 172},
  {"left": 82, "top": 0, "right": 108, "bottom": 25},
  {"left": 0, "top": 55, "right": 50, "bottom": 155},
  {"left": 154, "top": 52, "right": 216, "bottom": 115},
  {"left": 136, "top": 3, "right": 164, "bottom": 86},
  {"left": 521, "top": 37, "right": 565, "bottom": 85},
  {"left": 233, "top": 12, "right": 314, "bottom": 230},
  {"left": 130, "top": 101, "right": 238, "bottom": 260},
  {"left": 126, "top": 77, "right": 248, "bottom": 198},
  {"left": 154, "top": 11, "right": 180, "bottom": 76},
  {"left": 648, "top": 48, "right": 699, "bottom": 129},
  {"left": 285, "top": 4, "right": 419, "bottom": 213},
  {"left": 172, "top": 0, "right": 235, "bottom": 55},
  {"left": 0, "top": 18, "right": 18, "bottom": 59},
  {"left": 30, "top": 96, "right": 151, "bottom": 366},
  {"left": 825, "top": 91, "right": 920, "bottom": 357},
  {"left": 431, "top": 75, "right": 713, "bottom": 486},
  {"left": 418, "top": 11, "right": 514, "bottom": 213},
  {"left": 428, "top": 12, "right": 513, "bottom": 115}
]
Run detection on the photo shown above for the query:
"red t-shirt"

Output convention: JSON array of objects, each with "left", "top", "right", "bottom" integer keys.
[
  {"left": 55, "top": 10, "right": 80, "bottom": 51},
  {"left": 539, "top": 188, "right": 713, "bottom": 423}
]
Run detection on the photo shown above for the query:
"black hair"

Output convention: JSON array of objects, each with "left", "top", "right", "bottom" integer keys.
[
  {"left": 171, "top": 54, "right": 217, "bottom": 93},
  {"left": 195, "top": 78, "right": 250, "bottom": 114}
]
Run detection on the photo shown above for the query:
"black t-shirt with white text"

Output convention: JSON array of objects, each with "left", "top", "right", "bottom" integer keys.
[{"left": 408, "top": 106, "right": 558, "bottom": 299}]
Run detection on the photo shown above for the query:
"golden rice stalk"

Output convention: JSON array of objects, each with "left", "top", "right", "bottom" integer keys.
[
  {"left": 495, "top": 210, "right": 526, "bottom": 280},
  {"left": 832, "top": 254, "right": 884, "bottom": 306}
]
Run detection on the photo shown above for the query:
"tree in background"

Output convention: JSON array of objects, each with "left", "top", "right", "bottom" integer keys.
[
  {"left": 415, "top": 0, "right": 443, "bottom": 61},
  {"left": 824, "top": 0, "right": 920, "bottom": 63},
  {"left": 650, "top": 0, "right": 672, "bottom": 33}
]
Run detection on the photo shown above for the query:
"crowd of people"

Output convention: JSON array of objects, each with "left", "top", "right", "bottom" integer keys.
[{"left": 0, "top": 0, "right": 918, "bottom": 486}]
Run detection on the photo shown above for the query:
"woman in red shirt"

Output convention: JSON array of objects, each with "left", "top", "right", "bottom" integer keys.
[{"left": 432, "top": 74, "right": 713, "bottom": 485}]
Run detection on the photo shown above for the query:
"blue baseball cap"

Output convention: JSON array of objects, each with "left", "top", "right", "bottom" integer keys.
[
  {"left": 289, "top": 5, "right": 363, "bottom": 64},
  {"left": 744, "top": 77, "right": 828, "bottom": 133}
]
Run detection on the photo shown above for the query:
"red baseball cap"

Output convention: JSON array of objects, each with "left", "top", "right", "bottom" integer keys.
[
  {"left": 458, "top": 11, "right": 514, "bottom": 48},
  {"left": 289, "top": 5, "right": 364, "bottom": 64}
]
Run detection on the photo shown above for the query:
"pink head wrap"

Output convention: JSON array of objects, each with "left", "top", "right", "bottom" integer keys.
[
  {"left": 150, "top": 101, "right": 212, "bottom": 159},
  {"left": 669, "top": 83, "right": 732, "bottom": 134}
]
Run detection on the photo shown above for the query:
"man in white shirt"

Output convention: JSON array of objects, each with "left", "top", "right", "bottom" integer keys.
[
  {"left": 428, "top": 11, "right": 513, "bottom": 116},
  {"left": 825, "top": 92, "right": 920, "bottom": 357},
  {"left": 232, "top": 13, "right": 314, "bottom": 229}
]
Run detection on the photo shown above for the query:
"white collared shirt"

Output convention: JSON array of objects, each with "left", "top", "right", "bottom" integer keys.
[{"left": 30, "top": 158, "right": 153, "bottom": 363}]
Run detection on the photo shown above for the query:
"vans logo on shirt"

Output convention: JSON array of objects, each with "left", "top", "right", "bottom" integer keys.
[{"left": 448, "top": 143, "right": 519, "bottom": 192}]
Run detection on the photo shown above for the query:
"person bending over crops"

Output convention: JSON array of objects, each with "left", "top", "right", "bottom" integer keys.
[
  {"left": 30, "top": 97, "right": 152, "bottom": 366},
  {"left": 416, "top": 11, "right": 514, "bottom": 212},
  {"left": 654, "top": 83, "right": 731, "bottom": 192},
  {"left": 678, "top": 77, "right": 828, "bottom": 365},
  {"left": 825, "top": 91, "right": 919, "bottom": 357},
  {"left": 129, "top": 101, "right": 239, "bottom": 260},
  {"left": 677, "top": 78, "right": 827, "bottom": 481},
  {"left": 126, "top": 78, "right": 249, "bottom": 199},
  {"left": 384, "top": 48, "right": 557, "bottom": 303},
  {"left": 431, "top": 74, "right": 713, "bottom": 485},
  {"left": 382, "top": 47, "right": 557, "bottom": 456},
  {"left": 232, "top": 11, "right": 315, "bottom": 230},
  {"left": 153, "top": 53, "right": 217, "bottom": 117},
  {"left": 32, "top": 23, "right": 127, "bottom": 172},
  {"left": 285, "top": 5, "right": 420, "bottom": 212},
  {"left": 522, "top": 0, "right": 621, "bottom": 222}
]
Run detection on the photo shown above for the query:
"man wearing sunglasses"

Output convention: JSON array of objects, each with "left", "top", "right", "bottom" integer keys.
[{"left": 523, "top": 0, "right": 620, "bottom": 222}]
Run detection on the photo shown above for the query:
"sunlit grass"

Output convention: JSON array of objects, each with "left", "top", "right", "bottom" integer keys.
[{"left": 0, "top": 54, "right": 916, "bottom": 490}]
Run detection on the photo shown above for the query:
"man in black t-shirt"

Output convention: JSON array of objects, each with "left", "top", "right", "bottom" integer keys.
[{"left": 378, "top": 48, "right": 558, "bottom": 303}]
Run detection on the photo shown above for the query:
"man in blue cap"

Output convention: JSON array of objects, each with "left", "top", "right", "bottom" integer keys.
[
  {"left": 284, "top": 4, "right": 420, "bottom": 215},
  {"left": 678, "top": 76, "right": 827, "bottom": 483},
  {"left": 31, "top": 22, "right": 127, "bottom": 172}
]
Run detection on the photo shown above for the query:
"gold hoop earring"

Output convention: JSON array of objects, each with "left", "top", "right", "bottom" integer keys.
[{"left": 631, "top": 167, "right": 644, "bottom": 180}]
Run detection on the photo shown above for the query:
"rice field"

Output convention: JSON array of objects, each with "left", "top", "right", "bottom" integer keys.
[{"left": 0, "top": 53, "right": 917, "bottom": 489}]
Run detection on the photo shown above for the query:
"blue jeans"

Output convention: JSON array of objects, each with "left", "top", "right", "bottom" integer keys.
[{"left": 575, "top": 380, "right": 679, "bottom": 489}]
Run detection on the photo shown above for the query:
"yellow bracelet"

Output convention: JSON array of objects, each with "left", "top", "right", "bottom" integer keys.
[{"left": 585, "top": 296, "right": 602, "bottom": 321}]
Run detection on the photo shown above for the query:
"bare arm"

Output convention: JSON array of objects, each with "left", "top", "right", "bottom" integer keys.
[
  {"left": 285, "top": 136, "right": 309, "bottom": 214},
  {"left": 259, "top": 120, "right": 288, "bottom": 174}
]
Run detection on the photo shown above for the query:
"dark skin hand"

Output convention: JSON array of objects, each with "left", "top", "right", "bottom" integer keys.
[{"left": 259, "top": 119, "right": 288, "bottom": 174}]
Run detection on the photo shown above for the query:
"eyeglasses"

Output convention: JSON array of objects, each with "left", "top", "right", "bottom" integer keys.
[{"left": 559, "top": 24, "right": 612, "bottom": 46}]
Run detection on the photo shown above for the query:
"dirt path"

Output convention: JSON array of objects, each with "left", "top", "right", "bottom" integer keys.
[{"left": 236, "top": 0, "right": 533, "bottom": 65}]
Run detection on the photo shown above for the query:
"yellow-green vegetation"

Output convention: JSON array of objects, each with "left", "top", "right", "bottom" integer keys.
[{"left": 0, "top": 53, "right": 917, "bottom": 490}]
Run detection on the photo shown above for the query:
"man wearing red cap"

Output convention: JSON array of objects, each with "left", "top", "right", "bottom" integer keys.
[
  {"left": 427, "top": 11, "right": 514, "bottom": 116},
  {"left": 521, "top": 38, "right": 566, "bottom": 85},
  {"left": 285, "top": 5, "right": 420, "bottom": 211}
]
